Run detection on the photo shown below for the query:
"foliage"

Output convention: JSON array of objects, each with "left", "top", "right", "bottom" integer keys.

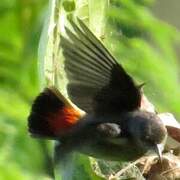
[
  {"left": 106, "top": 0, "right": 180, "bottom": 118},
  {"left": 0, "top": 1, "right": 53, "bottom": 179}
]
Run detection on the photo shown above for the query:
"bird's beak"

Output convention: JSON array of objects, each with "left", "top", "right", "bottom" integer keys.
[{"left": 154, "top": 144, "right": 163, "bottom": 163}]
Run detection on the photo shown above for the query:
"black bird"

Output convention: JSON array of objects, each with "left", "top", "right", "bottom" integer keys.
[{"left": 28, "top": 18, "right": 167, "bottom": 163}]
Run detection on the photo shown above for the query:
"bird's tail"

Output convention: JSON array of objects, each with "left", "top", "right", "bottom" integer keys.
[{"left": 28, "top": 87, "right": 83, "bottom": 139}]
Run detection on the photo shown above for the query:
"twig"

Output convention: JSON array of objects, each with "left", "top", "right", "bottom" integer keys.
[
  {"left": 108, "top": 157, "right": 144, "bottom": 179},
  {"left": 161, "top": 166, "right": 180, "bottom": 175}
]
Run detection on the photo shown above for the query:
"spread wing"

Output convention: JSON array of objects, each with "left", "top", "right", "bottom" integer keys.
[{"left": 61, "top": 18, "right": 141, "bottom": 114}]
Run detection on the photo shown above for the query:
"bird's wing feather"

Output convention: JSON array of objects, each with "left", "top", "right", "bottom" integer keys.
[{"left": 61, "top": 18, "right": 141, "bottom": 114}]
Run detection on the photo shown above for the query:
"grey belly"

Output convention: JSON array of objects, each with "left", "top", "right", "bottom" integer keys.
[{"left": 76, "top": 137, "right": 145, "bottom": 161}]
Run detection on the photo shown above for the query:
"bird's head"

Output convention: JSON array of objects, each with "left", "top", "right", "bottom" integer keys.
[{"left": 126, "top": 110, "right": 167, "bottom": 159}]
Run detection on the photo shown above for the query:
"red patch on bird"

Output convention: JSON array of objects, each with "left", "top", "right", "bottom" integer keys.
[{"left": 47, "top": 107, "right": 81, "bottom": 136}]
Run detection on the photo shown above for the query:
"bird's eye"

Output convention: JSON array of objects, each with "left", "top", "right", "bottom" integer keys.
[
  {"left": 142, "top": 134, "right": 152, "bottom": 143},
  {"left": 145, "top": 135, "right": 150, "bottom": 140}
]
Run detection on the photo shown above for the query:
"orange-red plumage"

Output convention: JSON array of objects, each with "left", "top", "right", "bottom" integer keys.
[
  {"left": 48, "top": 107, "right": 81, "bottom": 135},
  {"left": 28, "top": 88, "right": 82, "bottom": 138}
]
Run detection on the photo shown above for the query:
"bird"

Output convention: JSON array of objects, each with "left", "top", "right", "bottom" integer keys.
[{"left": 28, "top": 18, "right": 167, "bottom": 164}]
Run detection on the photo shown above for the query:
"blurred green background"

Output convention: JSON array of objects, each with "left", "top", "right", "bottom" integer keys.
[
  {"left": 0, "top": 1, "right": 52, "bottom": 179},
  {"left": 0, "top": 0, "right": 179, "bottom": 179}
]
